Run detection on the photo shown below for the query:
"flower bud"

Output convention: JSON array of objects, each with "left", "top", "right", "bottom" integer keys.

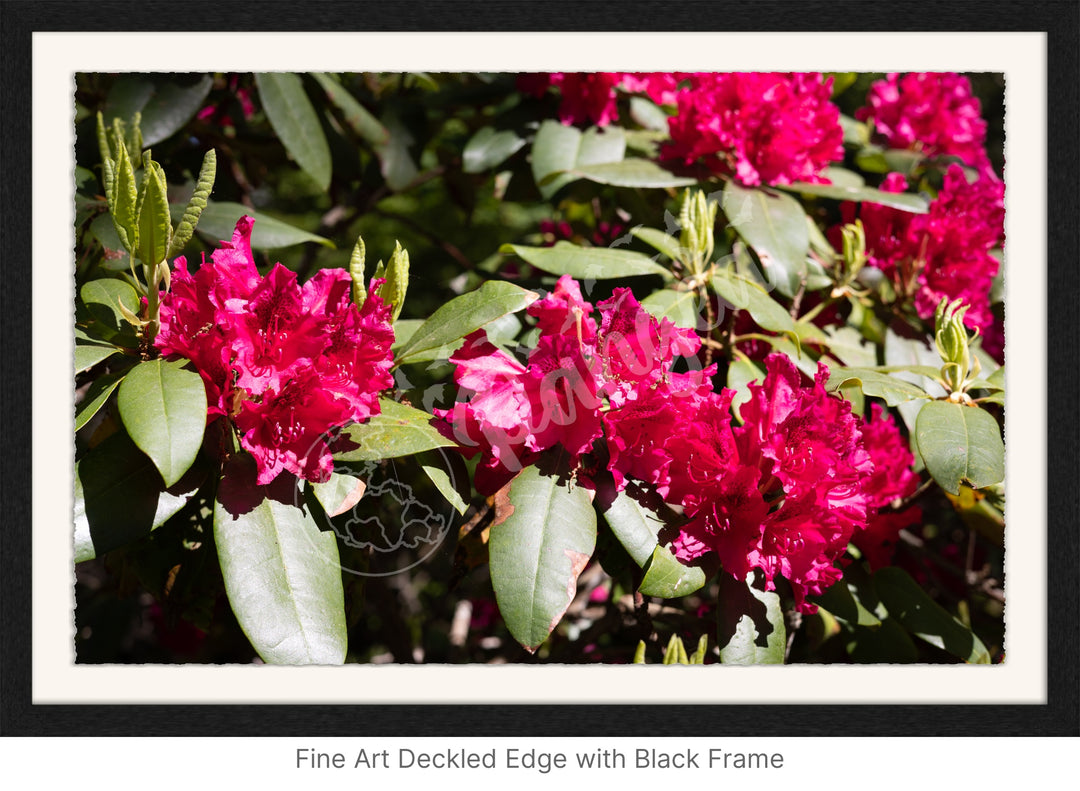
[
  {"left": 934, "top": 297, "right": 975, "bottom": 394},
  {"left": 678, "top": 189, "right": 717, "bottom": 275}
]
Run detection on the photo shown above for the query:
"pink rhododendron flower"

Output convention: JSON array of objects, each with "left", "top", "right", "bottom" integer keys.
[
  {"left": 660, "top": 72, "right": 844, "bottom": 186},
  {"left": 155, "top": 217, "right": 395, "bottom": 485},
  {"left": 838, "top": 164, "right": 1004, "bottom": 333},
  {"left": 518, "top": 72, "right": 688, "bottom": 127},
  {"left": 857, "top": 72, "right": 994, "bottom": 176}
]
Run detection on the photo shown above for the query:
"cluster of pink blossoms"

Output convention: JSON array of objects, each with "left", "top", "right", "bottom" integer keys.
[
  {"left": 836, "top": 163, "right": 1005, "bottom": 340},
  {"left": 441, "top": 275, "right": 918, "bottom": 611},
  {"left": 660, "top": 72, "right": 845, "bottom": 186},
  {"left": 155, "top": 217, "right": 395, "bottom": 485},
  {"left": 857, "top": 72, "right": 995, "bottom": 177}
]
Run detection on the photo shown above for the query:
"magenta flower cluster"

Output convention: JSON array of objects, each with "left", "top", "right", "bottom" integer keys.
[
  {"left": 155, "top": 217, "right": 395, "bottom": 485},
  {"left": 439, "top": 275, "right": 918, "bottom": 612}
]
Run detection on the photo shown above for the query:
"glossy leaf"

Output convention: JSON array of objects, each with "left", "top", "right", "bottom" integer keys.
[
  {"left": 74, "top": 371, "right": 124, "bottom": 432},
  {"left": 180, "top": 201, "right": 334, "bottom": 249},
  {"left": 501, "top": 241, "right": 672, "bottom": 281},
  {"left": 874, "top": 567, "right": 991, "bottom": 663},
  {"left": 74, "top": 341, "right": 120, "bottom": 374},
  {"left": 394, "top": 280, "right": 539, "bottom": 363},
  {"left": 422, "top": 464, "right": 469, "bottom": 516},
  {"left": 640, "top": 288, "right": 700, "bottom": 330},
  {"left": 214, "top": 494, "right": 347, "bottom": 665},
  {"left": 569, "top": 159, "right": 696, "bottom": 189},
  {"left": 639, "top": 546, "right": 707, "bottom": 598},
  {"left": 531, "top": 121, "right": 625, "bottom": 198},
  {"left": 915, "top": 401, "right": 1005, "bottom": 495},
  {"left": 722, "top": 181, "right": 810, "bottom": 297},
  {"left": 812, "top": 581, "right": 881, "bottom": 628},
  {"left": 779, "top": 167, "right": 930, "bottom": 214},
  {"left": 488, "top": 465, "right": 597, "bottom": 652},
  {"left": 138, "top": 75, "right": 213, "bottom": 146},
  {"left": 80, "top": 278, "right": 141, "bottom": 343},
  {"left": 310, "top": 72, "right": 390, "bottom": 147},
  {"left": 117, "top": 359, "right": 208, "bottom": 487},
  {"left": 600, "top": 488, "right": 665, "bottom": 567},
  {"left": 710, "top": 267, "right": 797, "bottom": 337},
  {"left": 335, "top": 399, "right": 457, "bottom": 462},
  {"left": 463, "top": 127, "right": 526, "bottom": 173},
  {"left": 826, "top": 368, "right": 932, "bottom": 406},
  {"left": 717, "top": 573, "right": 786, "bottom": 664},
  {"left": 310, "top": 472, "right": 366, "bottom": 518},
  {"left": 255, "top": 72, "right": 332, "bottom": 190},
  {"left": 74, "top": 431, "right": 197, "bottom": 563}
]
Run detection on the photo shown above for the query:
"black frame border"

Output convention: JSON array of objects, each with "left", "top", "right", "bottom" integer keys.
[{"left": 2, "top": 0, "right": 1077, "bottom": 737}]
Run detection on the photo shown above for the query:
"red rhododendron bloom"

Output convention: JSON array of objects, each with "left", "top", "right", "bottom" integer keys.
[
  {"left": 661, "top": 72, "right": 844, "bottom": 186},
  {"left": 840, "top": 164, "right": 1004, "bottom": 333},
  {"left": 155, "top": 217, "right": 395, "bottom": 485},
  {"left": 857, "top": 72, "right": 994, "bottom": 176},
  {"left": 518, "top": 72, "right": 688, "bottom": 127}
]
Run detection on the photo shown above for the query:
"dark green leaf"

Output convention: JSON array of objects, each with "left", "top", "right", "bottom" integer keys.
[
  {"left": 501, "top": 241, "right": 672, "bottom": 281},
  {"left": 915, "top": 401, "right": 1004, "bottom": 495},
  {"left": 600, "top": 488, "right": 665, "bottom": 567},
  {"left": 569, "top": 159, "right": 696, "bottom": 189},
  {"left": 639, "top": 546, "right": 707, "bottom": 598},
  {"left": 310, "top": 72, "right": 390, "bottom": 147},
  {"left": 394, "top": 280, "right": 539, "bottom": 363},
  {"left": 74, "top": 431, "right": 197, "bottom": 562},
  {"left": 117, "top": 359, "right": 208, "bottom": 488},
  {"left": 463, "top": 127, "right": 526, "bottom": 173},
  {"left": 717, "top": 573, "right": 786, "bottom": 664},
  {"left": 335, "top": 399, "right": 457, "bottom": 462},
  {"left": 254, "top": 72, "right": 332, "bottom": 190},
  {"left": 138, "top": 75, "right": 213, "bottom": 146},
  {"left": 778, "top": 167, "right": 930, "bottom": 214},
  {"left": 214, "top": 494, "right": 347, "bottom": 664},
  {"left": 374, "top": 111, "right": 419, "bottom": 192},
  {"left": 75, "top": 371, "right": 124, "bottom": 431},
  {"left": 74, "top": 341, "right": 120, "bottom": 374},
  {"left": 721, "top": 182, "right": 810, "bottom": 297},
  {"left": 874, "top": 567, "right": 991, "bottom": 663},
  {"left": 80, "top": 278, "right": 141, "bottom": 343},
  {"left": 179, "top": 201, "right": 334, "bottom": 249},
  {"left": 846, "top": 618, "right": 919, "bottom": 663},
  {"left": 812, "top": 581, "right": 881, "bottom": 628},
  {"left": 488, "top": 465, "right": 597, "bottom": 652}
]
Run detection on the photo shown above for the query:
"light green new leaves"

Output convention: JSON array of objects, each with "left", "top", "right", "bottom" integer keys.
[
  {"left": 488, "top": 466, "right": 597, "bottom": 652},
  {"left": 335, "top": 399, "right": 457, "bottom": 463},
  {"left": 109, "top": 140, "right": 139, "bottom": 254},
  {"left": 167, "top": 149, "right": 217, "bottom": 259},
  {"left": 915, "top": 401, "right": 1005, "bottom": 495},
  {"left": 136, "top": 156, "right": 172, "bottom": 266},
  {"left": 393, "top": 280, "right": 538, "bottom": 364},
  {"left": 117, "top": 359, "right": 207, "bottom": 488},
  {"left": 501, "top": 242, "right": 673, "bottom": 282},
  {"left": 722, "top": 181, "right": 810, "bottom": 298},
  {"left": 214, "top": 495, "right": 347, "bottom": 665},
  {"left": 255, "top": 72, "right": 332, "bottom": 191},
  {"left": 373, "top": 242, "right": 410, "bottom": 323}
]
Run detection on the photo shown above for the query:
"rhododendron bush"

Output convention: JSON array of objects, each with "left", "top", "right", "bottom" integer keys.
[{"left": 74, "top": 71, "right": 1005, "bottom": 666}]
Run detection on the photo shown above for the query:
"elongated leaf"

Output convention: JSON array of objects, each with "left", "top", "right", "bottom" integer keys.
[
  {"left": 717, "top": 573, "right": 786, "bottom": 664},
  {"left": 639, "top": 546, "right": 707, "bottom": 598},
  {"left": 255, "top": 72, "right": 332, "bottom": 190},
  {"left": 727, "top": 356, "right": 763, "bottom": 421},
  {"left": 177, "top": 201, "right": 333, "bottom": 249},
  {"left": 422, "top": 464, "right": 469, "bottom": 515},
  {"left": 502, "top": 241, "right": 672, "bottom": 281},
  {"left": 812, "top": 582, "right": 881, "bottom": 628},
  {"left": 138, "top": 75, "right": 213, "bottom": 146},
  {"left": 569, "top": 159, "right": 696, "bottom": 189},
  {"left": 531, "top": 121, "right": 625, "bottom": 198},
  {"left": 74, "top": 431, "right": 197, "bottom": 562},
  {"left": 310, "top": 72, "right": 389, "bottom": 147},
  {"left": 74, "top": 371, "right": 124, "bottom": 431},
  {"left": 310, "top": 472, "right": 366, "bottom": 518},
  {"left": 778, "top": 172, "right": 930, "bottom": 214},
  {"left": 827, "top": 368, "right": 932, "bottom": 406},
  {"left": 335, "top": 399, "right": 456, "bottom": 462},
  {"left": 629, "top": 95, "right": 671, "bottom": 132},
  {"left": 215, "top": 494, "right": 346, "bottom": 664},
  {"left": 874, "top": 567, "right": 991, "bottom": 663},
  {"left": 640, "top": 288, "right": 700, "bottom": 330},
  {"left": 600, "top": 488, "right": 665, "bottom": 567},
  {"left": 74, "top": 341, "right": 120, "bottom": 374},
  {"left": 463, "top": 126, "right": 526, "bottom": 173},
  {"left": 80, "top": 278, "right": 141, "bottom": 344},
  {"left": 117, "top": 359, "right": 207, "bottom": 487},
  {"left": 375, "top": 110, "right": 419, "bottom": 191},
  {"left": 631, "top": 226, "right": 685, "bottom": 262},
  {"left": 710, "top": 267, "right": 797, "bottom": 337},
  {"left": 489, "top": 465, "right": 597, "bottom": 652},
  {"left": 722, "top": 181, "right": 810, "bottom": 297},
  {"left": 167, "top": 149, "right": 216, "bottom": 258},
  {"left": 884, "top": 327, "right": 947, "bottom": 432},
  {"left": 137, "top": 158, "right": 171, "bottom": 265},
  {"left": 109, "top": 142, "right": 139, "bottom": 254},
  {"left": 394, "top": 280, "right": 538, "bottom": 363},
  {"left": 915, "top": 401, "right": 1005, "bottom": 495}
]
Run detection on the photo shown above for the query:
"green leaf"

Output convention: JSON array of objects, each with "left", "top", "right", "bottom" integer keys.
[
  {"left": 488, "top": 465, "right": 597, "bottom": 652},
  {"left": 778, "top": 168, "right": 930, "bottom": 214},
  {"left": 335, "top": 399, "right": 456, "bottom": 462},
  {"left": 254, "top": 72, "right": 332, "bottom": 190},
  {"left": 463, "top": 127, "right": 526, "bottom": 173},
  {"left": 109, "top": 142, "right": 139, "bottom": 254},
  {"left": 826, "top": 367, "right": 932, "bottom": 406},
  {"left": 726, "top": 356, "right": 763, "bottom": 421},
  {"left": 310, "top": 72, "right": 390, "bottom": 147},
  {"left": 74, "top": 430, "right": 198, "bottom": 562},
  {"left": 722, "top": 181, "right": 810, "bottom": 297},
  {"left": 531, "top": 121, "right": 625, "bottom": 198},
  {"left": 214, "top": 494, "right": 347, "bottom": 665},
  {"left": 915, "top": 401, "right": 1004, "bottom": 495},
  {"left": 74, "top": 371, "right": 124, "bottom": 431},
  {"left": 136, "top": 158, "right": 171, "bottom": 265},
  {"left": 422, "top": 464, "right": 469, "bottom": 515},
  {"left": 630, "top": 226, "right": 685, "bottom": 262},
  {"left": 640, "top": 288, "right": 700, "bottom": 330},
  {"left": 375, "top": 241, "right": 409, "bottom": 323},
  {"left": 812, "top": 581, "right": 881, "bottom": 628},
  {"left": 138, "top": 75, "right": 213, "bottom": 146},
  {"left": 116, "top": 359, "right": 208, "bottom": 488},
  {"left": 310, "top": 472, "right": 367, "bottom": 518},
  {"left": 569, "top": 158, "right": 696, "bottom": 189},
  {"left": 846, "top": 618, "right": 920, "bottom": 663},
  {"left": 717, "top": 573, "right": 786, "bottom": 664},
  {"left": 374, "top": 110, "right": 419, "bottom": 192},
  {"left": 710, "top": 267, "right": 797, "bottom": 338},
  {"left": 179, "top": 201, "right": 334, "bottom": 249},
  {"left": 167, "top": 149, "right": 216, "bottom": 259},
  {"left": 501, "top": 241, "right": 672, "bottom": 281},
  {"left": 821, "top": 325, "right": 878, "bottom": 368},
  {"left": 80, "top": 278, "right": 141, "bottom": 343},
  {"left": 74, "top": 341, "right": 120, "bottom": 374},
  {"left": 639, "top": 546, "right": 707, "bottom": 598},
  {"left": 874, "top": 567, "right": 991, "bottom": 663},
  {"left": 394, "top": 280, "right": 539, "bottom": 363},
  {"left": 628, "top": 96, "right": 671, "bottom": 132},
  {"left": 600, "top": 488, "right": 665, "bottom": 567}
]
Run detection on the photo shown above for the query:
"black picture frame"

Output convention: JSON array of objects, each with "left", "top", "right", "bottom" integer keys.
[{"left": 2, "top": 0, "right": 1076, "bottom": 737}]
